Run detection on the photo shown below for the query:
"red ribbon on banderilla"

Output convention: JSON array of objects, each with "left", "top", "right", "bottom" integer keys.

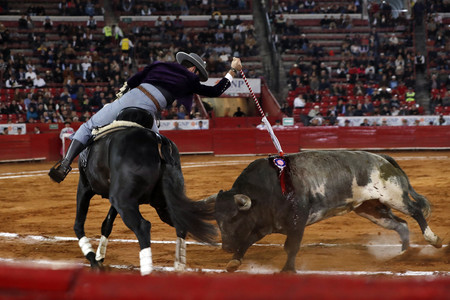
[{"left": 239, "top": 70, "right": 288, "bottom": 194}]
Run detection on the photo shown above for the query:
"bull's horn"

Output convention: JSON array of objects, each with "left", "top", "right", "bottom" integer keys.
[
  {"left": 201, "top": 193, "right": 217, "bottom": 205},
  {"left": 234, "top": 194, "right": 251, "bottom": 211}
]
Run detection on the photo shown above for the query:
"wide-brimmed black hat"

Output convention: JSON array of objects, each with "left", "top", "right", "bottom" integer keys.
[{"left": 176, "top": 52, "right": 208, "bottom": 82}]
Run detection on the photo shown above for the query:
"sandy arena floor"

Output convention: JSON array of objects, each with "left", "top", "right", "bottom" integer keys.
[{"left": 0, "top": 151, "right": 448, "bottom": 276}]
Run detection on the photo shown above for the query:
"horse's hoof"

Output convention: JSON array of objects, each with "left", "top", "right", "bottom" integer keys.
[
  {"left": 96, "top": 261, "right": 105, "bottom": 270},
  {"left": 226, "top": 259, "right": 241, "bottom": 272},
  {"left": 174, "top": 262, "right": 186, "bottom": 272},
  {"left": 90, "top": 260, "right": 105, "bottom": 271}
]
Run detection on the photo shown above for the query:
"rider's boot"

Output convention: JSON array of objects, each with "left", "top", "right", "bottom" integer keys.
[{"left": 48, "top": 139, "right": 85, "bottom": 183}]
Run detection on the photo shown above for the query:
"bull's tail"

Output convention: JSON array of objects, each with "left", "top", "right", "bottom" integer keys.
[
  {"left": 379, "top": 154, "right": 431, "bottom": 219},
  {"left": 161, "top": 164, "right": 217, "bottom": 245}
]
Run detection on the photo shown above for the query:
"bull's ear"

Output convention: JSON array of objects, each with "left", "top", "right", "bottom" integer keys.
[{"left": 234, "top": 194, "right": 252, "bottom": 211}]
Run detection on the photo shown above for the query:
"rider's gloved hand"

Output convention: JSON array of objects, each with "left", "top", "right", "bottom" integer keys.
[
  {"left": 115, "top": 82, "right": 130, "bottom": 99},
  {"left": 231, "top": 57, "right": 242, "bottom": 72}
]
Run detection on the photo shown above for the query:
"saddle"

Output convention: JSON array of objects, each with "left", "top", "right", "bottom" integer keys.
[
  {"left": 91, "top": 107, "right": 154, "bottom": 140},
  {"left": 79, "top": 108, "right": 174, "bottom": 170}
]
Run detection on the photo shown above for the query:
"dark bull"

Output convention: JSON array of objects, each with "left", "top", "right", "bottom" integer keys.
[{"left": 206, "top": 151, "right": 442, "bottom": 273}]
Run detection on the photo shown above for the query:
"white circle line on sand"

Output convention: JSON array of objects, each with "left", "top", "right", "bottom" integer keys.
[
  {"left": 0, "top": 155, "right": 448, "bottom": 180},
  {"left": 0, "top": 232, "right": 446, "bottom": 249},
  {"left": 0, "top": 258, "right": 448, "bottom": 277},
  {"left": 0, "top": 160, "right": 253, "bottom": 179}
]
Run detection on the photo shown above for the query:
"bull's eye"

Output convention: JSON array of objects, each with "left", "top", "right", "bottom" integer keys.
[{"left": 229, "top": 213, "right": 241, "bottom": 223}]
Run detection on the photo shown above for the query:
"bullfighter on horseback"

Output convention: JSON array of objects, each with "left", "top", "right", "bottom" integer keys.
[{"left": 49, "top": 52, "right": 243, "bottom": 183}]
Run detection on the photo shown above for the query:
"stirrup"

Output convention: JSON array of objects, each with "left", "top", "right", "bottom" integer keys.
[{"left": 48, "top": 160, "right": 72, "bottom": 183}]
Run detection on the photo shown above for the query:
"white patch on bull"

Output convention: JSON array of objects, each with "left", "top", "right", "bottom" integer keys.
[
  {"left": 305, "top": 181, "right": 328, "bottom": 224},
  {"left": 307, "top": 169, "right": 406, "bottom": 225},
  {"left": 347, "top": 169, "right": 405, "bottom": 212},
  {"left": 307, "top": 212, "right": 324, "bottom": 224},
  {"left": 311, "top": 181, "right": 326, "bottom": 197}
]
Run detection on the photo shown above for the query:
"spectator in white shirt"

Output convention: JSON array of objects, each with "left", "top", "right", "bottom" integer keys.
[
  {"left": 272, "top": 119, "right": 285, "bottom": 129},
  {"left": 86, "top": 15, "right": 97, "bottom": 30},
  {"left": 293, "top": 94, "right": 306, "bottom": 108},
  {"left": 81, "top": 58, "right": 92, "bottom": 80},
  {"left": 33, "top": 74, "right": 46, "bottom": 88},
  {"left": 5, "top": 75, "right": 22, "bottom": 88},
  {"left": 256, "top": 121, "right": 266, "bottom": 129},
  {"left": 112, "top": 24, "right": 123, "bottom": 40},
  {"left": 25, "top": 66, "right": 37, "bottom": 81}
]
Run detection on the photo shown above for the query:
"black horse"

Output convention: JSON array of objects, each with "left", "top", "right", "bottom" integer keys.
[{"left": 73, "top": 108, "right": 216, "bottom": 275}]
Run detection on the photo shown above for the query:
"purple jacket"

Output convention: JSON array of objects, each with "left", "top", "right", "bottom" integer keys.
[{"left": 127, "top": 61, "right": 231, "bottom": 106}]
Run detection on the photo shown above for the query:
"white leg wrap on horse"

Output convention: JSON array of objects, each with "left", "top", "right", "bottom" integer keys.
[
  {"left": 139, "top": 247, "right": 153, "bottom": 276},
  {"left": 95, "top": 235, "right": 108, "bottom": 261},
  {"left": 174, "top": 237, "right": 186, "bottom": 271},
  {"left": 78, "top": 236, "right": 94, "bottom": 256}
]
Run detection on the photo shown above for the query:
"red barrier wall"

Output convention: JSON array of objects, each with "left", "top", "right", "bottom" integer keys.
[
  {"left": 0, "top": 133, "right": 63, "bottom": 161},
  {"left": 163, "top": 130, "right": 214, "bottom": 153},
  {"left": 212, "top": 116, "right": 277, "bottom": 128},
  {"left": 0, "top": 264, "right": 448, "bottom": 299},
  {"left": 1, "top": 126, "right": 450, "bottom": 162}
]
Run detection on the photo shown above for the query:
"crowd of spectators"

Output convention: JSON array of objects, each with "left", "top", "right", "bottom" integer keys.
[
  {"left": 0, "top": 1, "right": 257, "bottom": 129},
  {"left": 115, "top": 0, "right": 249, "bottom": 16},
  {"left": 269, "top": 0, "right": 450, "bottom": 126},
  {"left": 1, "top": 0, "right": 449, "bottom": 131},
  {"left": 424, "top": 8, "right": 449, "bottom": 116},
  {"left": 269, "top": 0, "right": 361, "bottom": 15},
  {"left": 130, "top": 13, "right": 259, "bottom": 76},
  {"left": 419, "top": 0, "right": 450, "bottom": 118},
  {"left": 58, "top": 0, "right": 104, "bottom": 16}
]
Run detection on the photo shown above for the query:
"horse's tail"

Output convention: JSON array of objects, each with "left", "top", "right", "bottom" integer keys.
[
  {"left": 379, "top": 154, "right": 432, "bottom": 219},
  {"left": 161, "top": 164, "right": 217, "bottom": 244}
]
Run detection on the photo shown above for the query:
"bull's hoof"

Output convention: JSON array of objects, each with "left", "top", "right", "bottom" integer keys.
[
  {"left": 401, "top": 243, "right": 410, "bottom": 252},
  {"left": 226, "top": 259, "right": 241, "bottom": 272},
  {"left": 433, "top": 236, "right": 443, "bottom": 248},
  {"left": 280, "top": 267, "right": 296, "bottom": 273}
]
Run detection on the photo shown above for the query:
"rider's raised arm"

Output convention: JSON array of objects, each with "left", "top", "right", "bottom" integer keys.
[{"left": 193, "top": 57, "right": 243, "bottom": 97}]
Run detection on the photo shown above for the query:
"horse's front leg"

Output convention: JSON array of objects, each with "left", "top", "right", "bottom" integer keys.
[
  {"left": 73, "top": 175, "right": 98, "bottom": 269},
  {"left": 95, "top": 206, "right": 118, "bottom": 265},
  {"left": 175, "top": 230, "right": 187, "bottom": 272}
]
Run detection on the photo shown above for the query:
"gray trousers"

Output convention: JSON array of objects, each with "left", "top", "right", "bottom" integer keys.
[{"left": 72, "top": 83, "right": 167, "bottom": 145}]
